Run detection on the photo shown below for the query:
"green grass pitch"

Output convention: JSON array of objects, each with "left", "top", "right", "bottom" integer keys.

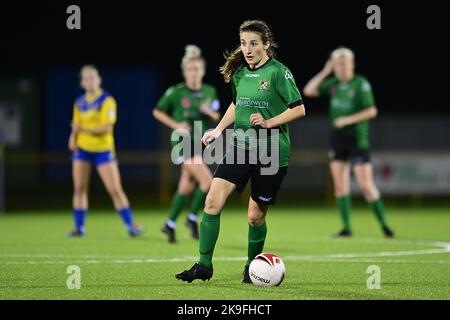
[{"left": 0, "top": 207, "right": 449, "bottom": 299}]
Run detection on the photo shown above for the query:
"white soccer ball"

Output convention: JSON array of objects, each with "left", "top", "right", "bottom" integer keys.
[{"left": 249, "top": 253, "right": 286, "bottom": 286}]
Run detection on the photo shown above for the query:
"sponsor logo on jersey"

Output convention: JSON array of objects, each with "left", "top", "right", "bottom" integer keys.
[
  {"left": 331, "top": 98, "right": 353, "bottom": 111},
  {"left": 258, "top": 79, "right": 270, "bottom": 93},
  {"left": 246, "top": 73, "right": 260, "bottom": 78},
  {"left": 237, "top": 97, "right": 269, "bottom": 109}
]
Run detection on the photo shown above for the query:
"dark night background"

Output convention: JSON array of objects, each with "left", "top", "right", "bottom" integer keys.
[
  {"left": 0, "top": 0, "right": 449, "bottom": 209},
  {"left": 1, "top": 0, "right": 449, "bottom": 115}
]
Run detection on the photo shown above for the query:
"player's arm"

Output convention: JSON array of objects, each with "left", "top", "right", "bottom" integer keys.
[
  {"left": 74, "top": 97, "right": 116, "bottom": 135},
  {"left": 202, "top": 102, "right": 235, "bottom": 145},
  {"left": 334, "top": 79, "right": 377, "bottom": 128},
  {"left": 68, "top": 105, "right": 79, "bottom": 151},
  {"left": 74, "top": 123, "right": 113, "bottom": 135},
  {"left": 303, "top": 60, "right": 333, "bottom": 97},
  {"left": 334, "top": 106, "right": 377, "bottom": 129},
  {"left": 251, "top": 67, "right": 306, "bottom": 128},
  {"left": 153, "top": 108, "right": 190, "bottom": 131},
  {"left": 251, "top": 104, "right": 306, "bottom": 129},
  {"left": 153, "top": 87, "right": 191, "bottom": 131}
]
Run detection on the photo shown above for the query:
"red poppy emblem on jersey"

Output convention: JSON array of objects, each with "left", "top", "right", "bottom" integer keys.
[
  {"left": 329, "top": 86, "right": 337, "bottom": 95},
  {"left": 181, "top": 97, "right": 191, "bottom": 108}
]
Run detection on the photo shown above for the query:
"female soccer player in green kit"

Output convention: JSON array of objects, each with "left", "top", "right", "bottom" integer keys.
[
  {"left": 303, "top": 47, "right": 395, "bottom": 238},
  {"left": 153, "top": 45, "right": 221, "bottom": 243},
  {"left": 176, "top": 20, "right": 306, "bottom": 283}
]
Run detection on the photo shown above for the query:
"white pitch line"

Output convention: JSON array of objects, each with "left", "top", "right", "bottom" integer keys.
[
  {"left": 2, "top": 256, "right": 450, "bottom": 265},
  {"left": 1, "top": 238, "right": 449, "bottom": 266}
]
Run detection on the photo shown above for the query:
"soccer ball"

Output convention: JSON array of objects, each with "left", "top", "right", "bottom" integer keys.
[{"left": 249, "top": 253, "right": 286, "bottom": 286}]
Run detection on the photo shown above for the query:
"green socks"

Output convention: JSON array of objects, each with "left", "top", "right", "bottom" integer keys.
[
  {"left": 337, "top": 195, "right": 352, "bottom": 231},
  {"left": 369, "top": 198, "right": 388, "bottom": 228},
  {"left": 168, "top": 192, "right": 188, "bottom": 222},
  {"left": 199, "top": 212, "right": 221, "bottom": 268},
  {"left": 246, "top": 222, "right": 267, "bottom": 267},
  {"left": 190, "top": 187, "right": 208, "bottom": 216}
]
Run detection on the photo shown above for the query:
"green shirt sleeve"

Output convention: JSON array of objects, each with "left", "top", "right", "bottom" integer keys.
[
  {"left": 156, "top": 86, "right": 175, "bottom": 114},
  {"left": 276, "top": 67, "right": 303, "bottom": 108},
  {"left": 319, "top": 77, "right": 336, "bottom": 97},
  {"left": 358, "top": 78, "right": 375, "bottom": 109}
]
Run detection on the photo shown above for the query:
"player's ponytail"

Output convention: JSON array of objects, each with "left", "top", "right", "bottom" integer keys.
[
  {"left": 181, "top": 44, "right": 206, "bottom": 69},
  {"left": 220, "top": 19, "right": 278, "bottom": 83}
]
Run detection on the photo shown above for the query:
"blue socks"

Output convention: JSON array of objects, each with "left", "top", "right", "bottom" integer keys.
[
  {"left": 73, "top": 209, "right": 87, "bottom": 233},
  {"left": 73, "top": 207, "right": 135, "bottom": 232},
  {"left": 119, "top": 207, "right": 134, "bottom": 230}
]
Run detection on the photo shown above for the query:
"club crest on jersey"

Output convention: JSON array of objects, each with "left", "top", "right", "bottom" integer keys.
[
  {"left": 258, "top": 79, "right": 270, "bottom": 93},
  {"left": 181, "top": 97, "right": 191, "bottom": 108}
]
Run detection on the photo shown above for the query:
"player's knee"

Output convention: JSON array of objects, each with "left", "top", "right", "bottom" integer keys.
[
  {"left": 334, "top": 184, "right": 347, "bottom": 196},
  {"left": 248, "top": 213, "right": 264, "bottom": 227},
  {"left": 360, "top": 183, "right": 379, "bottom": 200},
  {"left": 73, "top": 186, "right": 87, "bottom": 196},
  {"left": 204, "top": 192, "right": 223, "bottom": 214},
  {"left": 108, "top": 186, "right": 123, "bottom": 199},
  {"left": 199, "top": 179, "right": 211, "bottom": 193}
]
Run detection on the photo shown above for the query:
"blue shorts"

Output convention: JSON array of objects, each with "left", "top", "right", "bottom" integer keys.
[{"left": 72, "top": 148, "right": 116, "bottom": 166}]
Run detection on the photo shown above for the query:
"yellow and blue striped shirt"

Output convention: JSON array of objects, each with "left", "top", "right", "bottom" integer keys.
[{"left": 72, "top": 90, "right": 117, "bottom": 152}]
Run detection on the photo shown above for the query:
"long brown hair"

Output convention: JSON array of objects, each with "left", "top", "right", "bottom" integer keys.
[{"left": 220, "top": 20, "right": 278, "bottom": 83}]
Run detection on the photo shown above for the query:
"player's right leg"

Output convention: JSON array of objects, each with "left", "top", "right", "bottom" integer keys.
[
  {"left": 175, "top": 177, "right": 235, "bottom": 283},
  {"left": 329, "top": 160, "right": 352, "bottom": 237},
  {"left": 182, "top": 155, "right": 213, "bottom": 240},
  {"left": 162, "top": 164, "right": 196, "bottom": 243},
  {"left": 353, "top": 162, "right": 395, "bottom": 237},
  {"left": 68, "top": 156, "right": 92, "bottom": 237}
]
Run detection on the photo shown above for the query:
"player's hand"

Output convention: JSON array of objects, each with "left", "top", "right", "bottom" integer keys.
[
  {"left": 201, "top": 128, "right": 221, "bottom": 146},
  {"left": 199, "top": 99, "right": 212, "bottom": 115},
  {"left": 71, "top": 123, "right": 80, "bottom": 133},
  {"left": 176, "top": 121, "right": 191, "bottom": 136},
  {"left": 334, "top": 116, "right": 352, "bottom": 129},
  {"left": 68, "top": 136, "right": 77, "bottom": 152},
  {"left": 250, "top": 113, "right": 270, "bottom": 128}
]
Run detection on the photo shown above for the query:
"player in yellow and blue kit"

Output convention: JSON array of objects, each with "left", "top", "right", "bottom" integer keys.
[{"left": 67, "top": 65, "right": 144, "bottom": 237}]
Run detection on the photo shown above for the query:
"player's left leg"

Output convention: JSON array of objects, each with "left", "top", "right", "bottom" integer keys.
[
  {"left": 241, "top": 166, "right": 287, "bottom": 283},
  {"left": 97, "top": 160, "right": 144, "bottom": 237},
  {"left": 353, "top": 163, "right": 394, "bottom": 237}
]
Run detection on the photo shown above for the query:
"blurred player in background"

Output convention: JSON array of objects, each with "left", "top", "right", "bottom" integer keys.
[
  {"left": 176, "top": 20, "right": 305, "bottom": 283},
  {"left": 303, "top": 47, "right": 395, "bottom": 238},
  {"left": 67, "top": 65, "right": 144, "bottom": 237},
  {"left": 153, "top": 45, "right": 221, "bottom": 243}
]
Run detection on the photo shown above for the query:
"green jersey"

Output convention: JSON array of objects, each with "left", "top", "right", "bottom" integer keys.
[
  {"left": 319, "top": 74, "right": 375, "bottom": 148},
  {"left": 231, "top": 58, "right": 303, "bottom": 167},
  {"left": 156, "top": 83, "right": 219, "bottom": 147}
]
